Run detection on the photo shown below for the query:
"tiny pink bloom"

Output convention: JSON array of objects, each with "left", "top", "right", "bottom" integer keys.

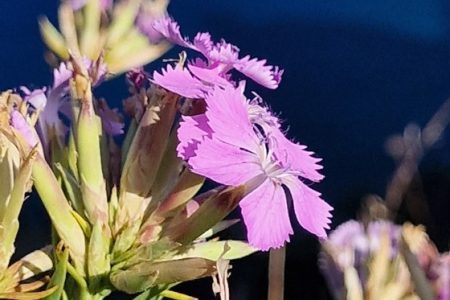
[{"left": 178, "top": 86, "right": 332, "bottom": 250}]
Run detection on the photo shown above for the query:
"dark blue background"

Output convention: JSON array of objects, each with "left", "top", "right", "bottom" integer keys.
[{"left": 3, "top": 1, "right": 450, "bottom": 299}]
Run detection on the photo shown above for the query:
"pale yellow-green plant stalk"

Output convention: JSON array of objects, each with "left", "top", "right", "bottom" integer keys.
[
  {"left": 33, "top": 152, "right": 88, "bottom": 272},
  {"left": 71, "top": 61, "right": 109, "bottom": 227}
]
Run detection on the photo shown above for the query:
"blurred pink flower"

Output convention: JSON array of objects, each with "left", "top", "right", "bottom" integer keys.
[{"left": 21, "top": 63, "right": 72, "bottom": 159}]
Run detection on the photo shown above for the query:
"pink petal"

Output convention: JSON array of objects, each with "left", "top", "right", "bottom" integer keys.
[
  {"left": 234, "top": 55, "right": 283, "bottom": 89},
  {"left": 152, "top": 16, "right": 192, "bottom": 49},
  {"left": 52, "top": 63, "right": 72, "bottom": 90},
  {"left": 272, "top": 128, "right": 324, "bottom": 182},
  {"left": 22, "top": 87, "right": 47, "bottom": 110},
  {"left": 208, "top": 40, "right": 240, "bottom": 66},
  {"left": 152, "top": 64, "right": 207, "bottom": 98},
  {"left": 240, "top": 178, "right": 293, "bottom": 250},
  {"left": 203, "top": 86, "right": 259, "bottom": 152},
  {"left": 192, "top": 32, "right": 213, "bottom": 56},
  {"left": 189, "top": 57, "right": 209, "bottom": 68},
  {"left": 188, "top": 137, "right": 262, "bottom": 186},
  {"left": 283, "top": 176, "right": 333, "bottom": 239},
  {"left": 187, "top": 63, "right": 232, "bottom": 88},
  {"left": 176, "top": 114, "right": 212, "bottom": 160}
]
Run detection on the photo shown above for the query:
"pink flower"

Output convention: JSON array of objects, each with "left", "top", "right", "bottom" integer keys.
[
  {"left": 21, "top": 63, "right": 72, "bottom": 159},
  {"left": 177, "top": 85, "right": 332, "bottom": 250},
  {"left": 152, "top": 17, "right": 283, "bottom": 94}
]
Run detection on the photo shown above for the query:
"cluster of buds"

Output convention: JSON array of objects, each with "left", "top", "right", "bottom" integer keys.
[{"left": 320, "top": 220, "right": 450, "bottom": 300}]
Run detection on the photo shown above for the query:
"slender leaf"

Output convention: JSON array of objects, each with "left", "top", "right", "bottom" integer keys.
[
  {"left": 44, "top": 244, "right": 69, "bottom": 300},
  {"left": 172, "top": 241, "right": 256, "bottom": 261}
]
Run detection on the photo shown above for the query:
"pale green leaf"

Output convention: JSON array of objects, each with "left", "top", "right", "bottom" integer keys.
[{"left": 172, "top": 241, "right": 256, "bottom": 261}]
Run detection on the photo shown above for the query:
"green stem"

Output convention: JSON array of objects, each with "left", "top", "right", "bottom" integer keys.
[
  {"left": 66, "top": 261, "right": 87, "bottom": 290},
  {"left": 75, "top": 286, "right": 108, "bottom": 300},
  {"left": 32, "top": 154, "right": 86, "bottom": 272},
  {"left": 160, "top": 290, "right": 197, "bottom": 300},
  {"left": 0, "top": 151, "right": 34, "bottom": 270},
  {"left": 72, "top": 74, "right": 108, "bottom": 226}
]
